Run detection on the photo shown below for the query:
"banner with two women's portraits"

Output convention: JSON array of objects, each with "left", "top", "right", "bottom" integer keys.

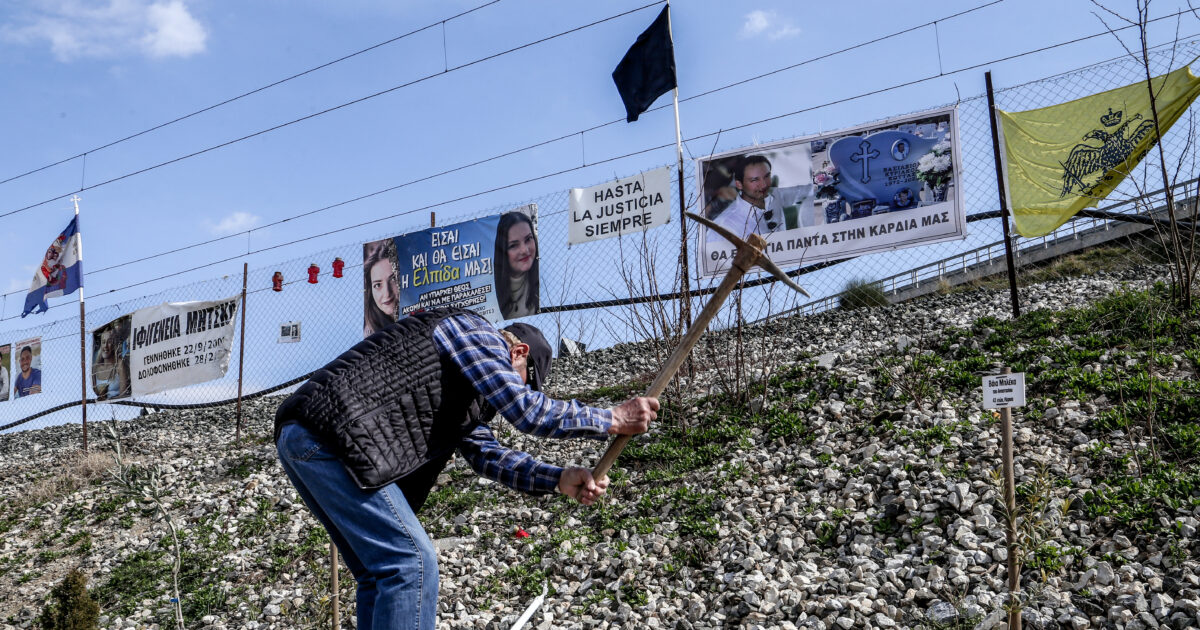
[
  {"left": 363, "top": 205, "right": 540, "bottom": 336},
  {"left": 697, "top": 107, "right": 965, "bottom": 277}
]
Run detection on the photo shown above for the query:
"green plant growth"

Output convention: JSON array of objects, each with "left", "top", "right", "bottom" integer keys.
[
  {"left": 838, "top": 278, "right": 890, "bottom": 310},
  {"left": 106, "top": 423, "right": 185, "bottom": 630},
  {"left": 37, "top": 569, "right": 100, "bottom": 630},
  {"left": 993, "top": 463, "right": 1074, "bottom": 586}
]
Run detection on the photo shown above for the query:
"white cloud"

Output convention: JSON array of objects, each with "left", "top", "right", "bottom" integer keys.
[
  {"left": 141, "top": 0, "right": 205, "bottom": 58},
  {"left": 2, "top": 0, "right": 207, "bottom": 61},
  {"left": 739, "top": 10, "right": 801, "bottom": 41},
  {"left": 206, "top": 211, "right": 261, "bottom": 235}
]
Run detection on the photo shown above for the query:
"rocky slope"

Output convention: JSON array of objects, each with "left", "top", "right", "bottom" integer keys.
[{"left": 1, "top": 267, "right": 1198, "bottom": 630}]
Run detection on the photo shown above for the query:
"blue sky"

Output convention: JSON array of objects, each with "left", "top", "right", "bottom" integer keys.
[{"left": 1, "top": 0, "right": 1198, "bottom": 334}]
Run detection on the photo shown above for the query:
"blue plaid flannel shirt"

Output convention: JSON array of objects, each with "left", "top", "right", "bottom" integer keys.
[{"left": 432, "top": 311, "right": 612, "bottom": 495}]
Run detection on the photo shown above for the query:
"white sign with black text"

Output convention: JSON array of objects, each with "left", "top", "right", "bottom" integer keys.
[
  {"left": 128, "top": 296, "right": 240, "bottom": 396},
  {"left": 982, "top": 373, "right": 1025, "bottom": 409},
  {"left": 567, "top": 166, "right": 672, "bottom": 245}
]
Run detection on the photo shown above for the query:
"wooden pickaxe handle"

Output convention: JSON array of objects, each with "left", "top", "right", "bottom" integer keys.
[{"left": 592, "top": 229, "right": 773, "bottom": 482}]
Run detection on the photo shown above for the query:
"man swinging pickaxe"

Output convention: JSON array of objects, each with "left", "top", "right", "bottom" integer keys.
[{"left": 592, "top": 212, "right": 810, "bottom": 481}]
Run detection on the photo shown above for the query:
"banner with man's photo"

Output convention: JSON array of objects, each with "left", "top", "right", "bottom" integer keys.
[
  {"left": 696, "top": 107, "right": 964, "bottom": 277},
  {"left": 11, "top": 337, "right": 42, "bottom": 399},
  {"left": 363, "top": 205, "right": 540, "bottom": 333},
  {"left": 90, "top": 296, "right": 240, "bottom": 398}
]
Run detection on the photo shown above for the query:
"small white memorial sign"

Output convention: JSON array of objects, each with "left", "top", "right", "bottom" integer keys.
[
  {"left": 278, "top": 321, "right": 301, "bottom": 343},
  {"left": 982, "top": 373, "right": 1025, "bottom": 409}
]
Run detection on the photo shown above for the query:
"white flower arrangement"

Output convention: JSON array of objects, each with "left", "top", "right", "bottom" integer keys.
[{"left": 917, "top": 139, "right": 953, "bottom": 189}]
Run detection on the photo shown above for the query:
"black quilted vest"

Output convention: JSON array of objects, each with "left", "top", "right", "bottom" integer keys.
[{"left": 274, "top": 309, "right": 493, "bottom": 510}]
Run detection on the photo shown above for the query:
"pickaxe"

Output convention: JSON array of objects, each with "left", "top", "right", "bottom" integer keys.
[{"left": 592, "top": 212, "right": 810, "bottom": 481}]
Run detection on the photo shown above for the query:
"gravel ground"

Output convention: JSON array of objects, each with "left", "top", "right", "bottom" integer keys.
[{"left": 1, "top": 266, "right": 1198, "bottom": 630}]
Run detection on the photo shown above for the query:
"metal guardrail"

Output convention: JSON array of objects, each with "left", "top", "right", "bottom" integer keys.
[{"left": 779, "top": 203, "right": 1170, "bottom": 319}]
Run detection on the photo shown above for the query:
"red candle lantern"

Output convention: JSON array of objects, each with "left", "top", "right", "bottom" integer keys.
[
  {"left": 332, "top": 257, "right": 345, "bottom": 278},
  {"left": 307, "top": 263, "right": 320, "bottom": 284},
  {"left": 272, "top": 271, "right": 284, "bottom": 292}
]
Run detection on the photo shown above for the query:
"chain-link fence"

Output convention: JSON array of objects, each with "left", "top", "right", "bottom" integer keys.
[{"left": 3, "top": 38, "right": 1199, "bottom": 435}]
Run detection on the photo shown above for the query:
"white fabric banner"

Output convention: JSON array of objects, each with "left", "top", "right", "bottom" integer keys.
[
  {"left": 695, "top": 107, "right": 964, "bottom": 278},
  {"left": 128, "top": 296, "right": 239, "bottom": 396},
  {"left": 567, "top": 166, "right": 671, "bottom": 245}
]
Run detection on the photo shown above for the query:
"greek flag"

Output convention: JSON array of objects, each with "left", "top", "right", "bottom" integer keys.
[{"left": 23, "top": 216, "right": 83, "bottom": 317}]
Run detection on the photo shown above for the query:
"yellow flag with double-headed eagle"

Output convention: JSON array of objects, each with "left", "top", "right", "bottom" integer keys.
[{"left": 997, "top": 65, "right": 1200, "bottom": 237}]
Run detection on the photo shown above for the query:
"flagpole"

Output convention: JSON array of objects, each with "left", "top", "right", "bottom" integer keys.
[
  {"left": 665, "top": 2, "right": 693, "bottom": 333},
  {"left": 73, "top": 195, "right": 89, "bottom": 452},
  {"left": 985, "top": 72, "right": 1021, "bottom": 319}
]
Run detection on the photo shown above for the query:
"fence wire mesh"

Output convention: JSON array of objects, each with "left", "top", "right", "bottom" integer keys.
[{"left": 3, "top": 38, "right": 1199, "bottom": 435}]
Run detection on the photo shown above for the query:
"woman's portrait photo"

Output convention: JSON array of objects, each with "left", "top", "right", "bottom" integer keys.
[
  {"left": 91, "top": 315, "right": 132, "bottom": 401},
  {"left": 494, "top": 211, "right": 540, "bottom": 320},
  {"left": 363, "top": 238, "right": 400, "bottom": 337}
]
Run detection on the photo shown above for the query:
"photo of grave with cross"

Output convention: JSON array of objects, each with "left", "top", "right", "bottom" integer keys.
[{"left": 696, "top": 107, "right": 964, "bottom": 277}]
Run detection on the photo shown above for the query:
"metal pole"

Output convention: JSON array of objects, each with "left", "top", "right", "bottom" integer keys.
[
  {"left": 79, "top": 301, "right": 87, "bottom": 451},
  {"left": 431, "top": 212, "right": 436, "bottom": 228},
  {"left": 999, "top": 366, "right": 1021, "bottom": 630},
  {"left": 985, "top": 71, "right": 1022, "bottom": 318},
  {"left": 665, "top": 3, "right": 692, "bottom": 334},
  {"left": 73, "top": 196, "right": 88, "bottom": 452},
  {"left": 235, "top": 262, "right": 247, "bottom": 443}
]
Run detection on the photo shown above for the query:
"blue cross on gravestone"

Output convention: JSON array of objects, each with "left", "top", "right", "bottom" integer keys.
[{"left": 828, "top": 131, "right": 938, "bottom": 215}]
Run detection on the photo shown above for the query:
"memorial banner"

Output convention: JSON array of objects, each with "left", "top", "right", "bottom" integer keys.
[
  {"left": 91, "top": 314, "right": 132, "bottom": 401},
  {"left": 127, "top": 296, "right": 239, "bottom": 396},
  {"left": 11, "top": 337, "right": 42, "bottom": 399},
  {"left": 696, "top": 107, "right": 964, "bottom": 277},
  {"left": 368, "top": 205, "right": 539, "bottom": 326},
  {"left": 278, "top": 321, "right": 301, "bottom": 343},
  {"left": 568, "top": 166, "right": 672, "bottom": 244}
]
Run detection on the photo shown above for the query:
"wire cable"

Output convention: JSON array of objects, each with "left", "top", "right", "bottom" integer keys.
[
  {"left": 3, "top": 18, "right": 1191, "bottom": 313},
  {"left": 0, "top": 0, "right": 1005, "bottom": 299},
  {"left": 0, "top": 0, "right": 503, "bottom": 189},
  {"left": 1, "top": 6, "right": 1191, "bottom": 312},
  {"left": 0, "top": 1, "right": 665, "bottom": 221}
]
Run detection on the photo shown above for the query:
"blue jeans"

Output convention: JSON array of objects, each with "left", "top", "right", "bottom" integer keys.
[{"left": 276, "top": 422, "right": 438, "bottom": 630}]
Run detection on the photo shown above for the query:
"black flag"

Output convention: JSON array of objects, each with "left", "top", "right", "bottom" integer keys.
[{"left": 612, "top": 5, "right": 677, "bottom": 123}]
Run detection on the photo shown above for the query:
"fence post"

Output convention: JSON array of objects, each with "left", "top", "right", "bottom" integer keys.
[
  {"left": 236, "top": 262, "right": 248, "bottom": 443},
  {"left": 985, "top": 71, "right": 1022, "bottom": 319},
  {"left": 76, "top": 195, "right": 88, "bottom": 452},
  {"left": 79, "top": 300, "right": 88, "bottom": 452}
]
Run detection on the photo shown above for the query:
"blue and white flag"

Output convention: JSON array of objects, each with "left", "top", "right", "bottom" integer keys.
[{"left": 23, "top": 216, "right": 83, "bottom": 317}]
